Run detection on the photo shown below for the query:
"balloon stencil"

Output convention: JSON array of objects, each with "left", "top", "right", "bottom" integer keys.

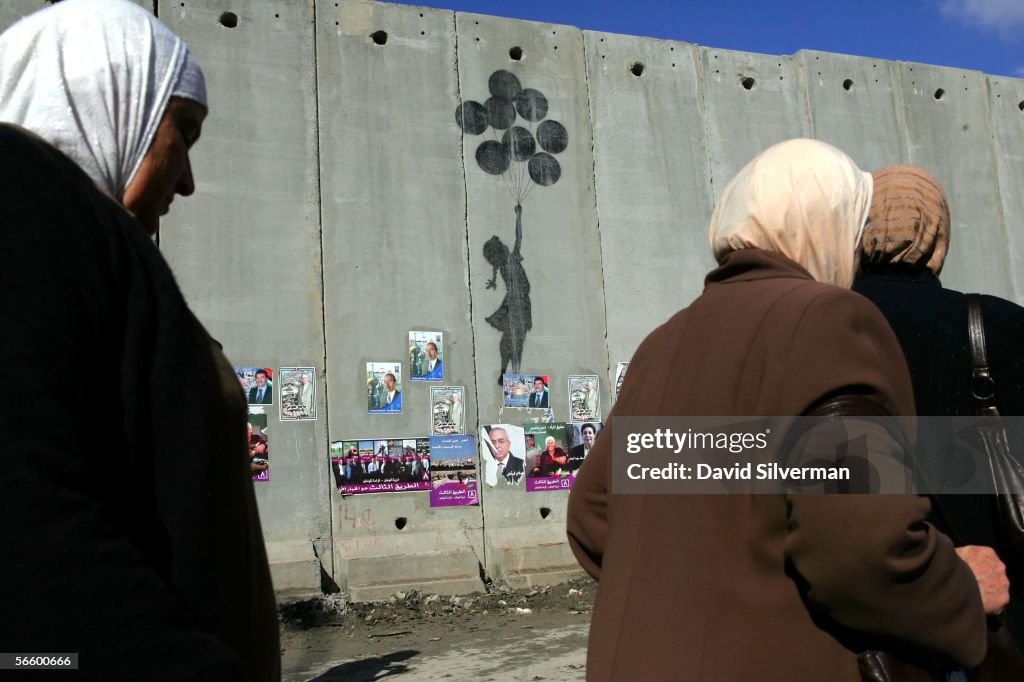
[
  {"left": 488, "top": 70, "right": 522, "bottom": 99},
  {"left": 502, "top": 126, "right": 536, "bottom": 161},
  {"left": 455, "top": 69, "right": 569, "bottom": 202}
]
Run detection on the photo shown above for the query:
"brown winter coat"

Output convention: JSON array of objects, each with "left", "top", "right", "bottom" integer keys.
[{"left": 567, "top": 249, "right": 986, "bottom": 681}]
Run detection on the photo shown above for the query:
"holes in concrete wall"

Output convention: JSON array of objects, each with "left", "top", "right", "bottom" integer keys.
[
  {"left": 630, "top": 62, "right": 645, "bottom": 77},
  {"left": 741, "top": 76, "right": 755, "bottom": 90},
  {"left": 1019, "top": 101, "right": 1024, "bottom": 112},
  {"left": 934, "top": 88, "right": 945, "bottom": 100},
  {"left": 843, "top": 78, "right": 854, "bottom": 91},
  {"left": 218, "top": 12, "right": 238, "bottom": 28},
  {"left": 539, "top": 507, "right": 552, "bottom": 519},
  {"left": 395, "top": 517, "right": 408, "bottom": 530},
  {"left": 371, "top": 30, "right": 388, "bottom": 46},
  {"left": 509, "top": 46, "right": 524, "bottom": 61}
]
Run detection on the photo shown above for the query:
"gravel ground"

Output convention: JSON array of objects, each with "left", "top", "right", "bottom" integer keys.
[{"left": 279, "top": 577, "right": 595, "bottom": 681}]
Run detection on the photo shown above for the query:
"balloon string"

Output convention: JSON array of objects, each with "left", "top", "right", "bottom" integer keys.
[{"left": 521, "top": 119, "right": 532, "bottom": 203}]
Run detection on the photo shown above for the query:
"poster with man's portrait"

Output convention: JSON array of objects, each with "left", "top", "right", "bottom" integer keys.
[
  {"left": 503, "top": 373, "right": 549, "bottom": 409},
  {"left": 409, "top": 331, "right": 444, "bottom": 382},
  {"left": 279, "top": 367, "right": 316, "bottom": 421},
  {"left": 430, "top": 386, "right": 466, "bottom": 436},
  {"left": 479, "top": 423, "right": 525, "bottom": 487},
  {"left": 367, "top": 362, "right": 402, "bottom": 414},
  {"left": 568, "top": 374, "right": 600, "bottom": 422},
  {"left": 237, "top": 367, "right": 274, "bottom": 406}
]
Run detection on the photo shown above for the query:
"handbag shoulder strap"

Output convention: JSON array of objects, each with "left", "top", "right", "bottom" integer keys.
[{"left": 966, "top": 294, "right": 1000, "bottom": 417}]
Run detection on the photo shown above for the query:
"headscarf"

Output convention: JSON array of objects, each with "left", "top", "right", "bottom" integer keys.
[
  {"left": 0, "top": 0, "right": 207, "bottom": 200},
  {"left": 861, "top": 164, "right": 950, "bottom": 275},
  {"left": 708, "top": 139, "right": 873, "bottom": 288}
]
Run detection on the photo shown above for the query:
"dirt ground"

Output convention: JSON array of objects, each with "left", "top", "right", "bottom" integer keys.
[{"left": 279, "top": 576, "right": 595, "bottom": 681}]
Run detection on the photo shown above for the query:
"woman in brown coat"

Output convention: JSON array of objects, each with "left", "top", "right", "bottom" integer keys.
[{"left": 567, "top": 139, "right": 992, "bottom": 681}]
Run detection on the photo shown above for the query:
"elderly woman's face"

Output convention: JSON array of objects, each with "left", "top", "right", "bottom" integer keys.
[{"left": 122, "top": 97, "right": 207, "bottom": 234}]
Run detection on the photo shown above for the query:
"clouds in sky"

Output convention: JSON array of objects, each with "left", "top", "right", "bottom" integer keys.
[{"left": 940, "top": 0, "right": 1024, "bottom": 39}]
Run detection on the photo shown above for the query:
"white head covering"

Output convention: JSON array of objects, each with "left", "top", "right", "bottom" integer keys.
[
  {"left": 0, "top": 0, "right": 207, "bottom": 199},
  {"left": 708, "top": 139, "right": 873, "bottom": 288}
]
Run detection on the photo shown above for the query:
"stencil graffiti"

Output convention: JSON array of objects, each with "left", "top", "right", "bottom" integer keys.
[{"left": 456, "top": 69, "right": 569, "bottom": 383}]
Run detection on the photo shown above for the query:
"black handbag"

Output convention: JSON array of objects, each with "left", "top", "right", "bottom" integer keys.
[
  {"left": 967, "top": 295, "right": 1024, "bottom": 555},
  {"left": 858, "top": 296, "right": 1024, "bottom": 681}
]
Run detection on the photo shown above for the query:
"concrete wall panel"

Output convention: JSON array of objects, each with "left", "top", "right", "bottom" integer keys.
[
  {"left": 456, "top": 11, "right": 603, "bottom": 585},
  {"left": 318, "top": 0, "right": 485, "bottom": 599},
  {"left": 800, "top": 50, "right": 907, "bottom": 172},
  {"left": 0, "top": 1, "right": 45, "bottom": 32},
  {"left": 0, "top": 0, "right": 153, "bottom": 33},
  {"left": 988, "top": 76, "right": 1024, "bottom": 304},
  {"left": 897, "top": 62, "right": 1012, "bottom": 299},
  {"left": 700, "top": 48, "right": 810, "bottom": 202},
  {"left": 160, "top": 0, "right": 329, "bottom": 593},
  {"left": 584, "top": 32, "right": 714, "bottom": 371}
]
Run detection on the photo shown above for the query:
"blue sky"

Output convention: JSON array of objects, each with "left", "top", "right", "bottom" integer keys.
[{"left": 397, "top": 0, "right": 1024, "bottom": 78}]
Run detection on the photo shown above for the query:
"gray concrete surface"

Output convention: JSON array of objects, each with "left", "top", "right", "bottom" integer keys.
[
  {"left": 159, "top": 0, "right": 333, "bottom": 592},
  {"left": 988, "top": 76, "right": 1024, "bottom": 300},
  {"left": 316, "top": 0, "right": 485, "bottom": 600},
  {"left": 897, "top": 61, "right": 1013, "bottom": 299},
  {"left": 456, "top": 10, "right": 606, "bottom": 586},
  {"left": 585, "top": 32, "right": 714, "bottom": 371},
  {"left": 3, "top": 0, "right": 1024, "bottom": 599},
  {"left": 800, "top": 50, "right": 908, "bottom": 173},
  {"left": 700, "top": 47, "right": 811, "bottom": 204}
]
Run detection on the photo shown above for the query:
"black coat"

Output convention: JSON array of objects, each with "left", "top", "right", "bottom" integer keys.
[
  {"left": 0, "top": 125, "right": 279, "bottom": 680},
  {"left": 855, "top": 264, "right": 1024, "bottom": 644}
]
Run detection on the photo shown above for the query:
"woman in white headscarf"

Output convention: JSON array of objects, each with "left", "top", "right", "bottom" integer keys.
[
  {"left": 0, "top": 1, "right": 279, "bottom": 679},
  {"left": 568, "top": 139, "right": 996, "bottom": 681},
  {"left": 0, "top": 0, "right": 207, "bottom": 234}
]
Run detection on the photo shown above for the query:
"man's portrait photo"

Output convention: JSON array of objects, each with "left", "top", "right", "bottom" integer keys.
[
  {"left": 237, "top": 367, "right": 274, "bottom": 406},
  {"left": 409, "top": 331, "right": 444, "bottom": 382},
  {"left": 528, "top": 375, "right": 549, "bottom": 408},
  {"left": 480, "top": 423, "right": 525, "bottom": 486},
  {"left": 368, "top": 362, "right": 403, "bottom": 414}
]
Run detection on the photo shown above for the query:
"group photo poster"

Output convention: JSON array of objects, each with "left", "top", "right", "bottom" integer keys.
[
  {"left": 503, "top": 373, "right": 549, "bottom": 409},
  {"left": 430, "top": 386, "right": 466, "bottom": 436},
  {"left": 568, "top": 375, "right": 600, "bottom": 422},
  {"left": 524, "top": 422, "right": 572, "bottom": 492},
  {"left": 409, "top": 331, "right": 444, "bottom": 382},
  {"left": 330, "top": 438, "right": 432, "bottom": 495},
  {"left": 367, "top": 362, "right": 402, "bottom": 414},
  {"left": 479, "top": 423, "right": 525, "bottom": 487},
  {"left": 237, "top": 366, "right": 274, "bottom": 406},
  {"left": 428, "top": 435, "right": 479, "bottom": 507},
  {"left": 279, "top": 367, "right": 316, "bottom": 421}
]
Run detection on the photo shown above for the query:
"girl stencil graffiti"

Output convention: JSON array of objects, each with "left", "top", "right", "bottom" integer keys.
[{"left": 456, "top": 69, "right": 569, "bottom": 384}]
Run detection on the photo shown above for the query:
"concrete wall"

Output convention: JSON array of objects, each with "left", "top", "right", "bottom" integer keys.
[{"left": 5, "top": 0, "right": 1024, "bottom": 598}]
